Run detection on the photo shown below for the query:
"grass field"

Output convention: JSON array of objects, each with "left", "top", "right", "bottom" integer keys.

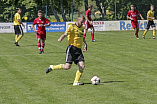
[{"left": 1, "top": 30, "right": 157, "bottom": 104}]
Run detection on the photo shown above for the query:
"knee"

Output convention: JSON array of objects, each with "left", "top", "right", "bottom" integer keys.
[
  {"left": 79, "top": 64, "right": 85, "bottom": 70},
  {"left": 64, "top": 65, "right": 71, "bottom": 70}
]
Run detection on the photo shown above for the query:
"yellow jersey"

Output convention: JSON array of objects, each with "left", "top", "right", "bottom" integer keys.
[
  {"left": 13, "top": 13, "right": 21, "bottom": 25},
  {"left": 65, "top": 24, "right": 84, "bottom": 49},
  {"left": 147, "top": 10, "right": 154, "bottom": 21}
]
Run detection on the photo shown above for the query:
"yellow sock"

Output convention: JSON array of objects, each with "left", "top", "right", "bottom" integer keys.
[
  {"left": 16, "top": 35, "right": 23, "bottom": 42},
  {"left": 15, "top": 35, "right": 18, "bottom": 41},
  {"left": 143, "top": 30, "right": 147, "bottom": 36},
  {"left": 74, "top": 70, "right": 83, "bottom": 83},
  {"left": 153, "top": 30, "right": 156, "bottom": 37},
  {"left": 50, "top": 64, "right": 64, "bottom": 70}
]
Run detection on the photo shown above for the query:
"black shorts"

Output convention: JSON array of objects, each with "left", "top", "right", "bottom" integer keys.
[
  {"left": 65, "top": 45, "right": 84, "bottom": 64},
  {"left": 146, "top": 20, "right": 155, "bottom": 29},
  {"left": 14, "top": 25, "right": 23, "bottom": 35}
]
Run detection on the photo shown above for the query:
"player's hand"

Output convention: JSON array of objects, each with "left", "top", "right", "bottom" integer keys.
[
  {"left": 153, "top": 17, "right": 155, "bottom": 20},
  {"left": 83, "top": 45, "right": 87, "bottom": 52},
  {"left": 34, "top": 30, "right": 37, "bottom": 33},
  {"left": 58, "top": 38, "right": 62, "bottom": 42},
  {"left": 89, "top": 22, "right": 93, "bottom": 25},
  {"left": 141, "top": 17, "right": 144, "bottom": 20},
  {"left": 22, "top": 24, "right": 25, "bottom": 28},
  {"left": 130, "top": 18, "right": 134, "bottom": 20}
]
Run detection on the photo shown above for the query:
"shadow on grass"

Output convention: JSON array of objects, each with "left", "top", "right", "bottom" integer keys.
[
  {"left": 23, "top": 45, "right": 37, "bottom": 47},
  {"left": 66, "top": 81, "right": 125, "bottom": 85}
]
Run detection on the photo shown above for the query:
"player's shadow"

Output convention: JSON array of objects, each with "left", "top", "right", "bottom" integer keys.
[
  {"left": 24, "top": 45, "right": 37, "bottom": 47},
  {"left": 67, "top": 81, "right": 125, "bottom": 85}
]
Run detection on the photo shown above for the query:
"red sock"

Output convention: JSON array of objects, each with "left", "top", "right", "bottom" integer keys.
[
  {"left": 135, "top": 32, "right": 138, "bottom": 37},
  {"left": 38, "top": 42, "right": 41, "bottom": 51},
  {"left": 91, "top": 32, "right": 94, "bottom": 40},
  {"left": 41, "top": 43, "right": 45, "bottom": 51},
  {"left": 83, "top": 33, "right": 86, "bottom": 40}
]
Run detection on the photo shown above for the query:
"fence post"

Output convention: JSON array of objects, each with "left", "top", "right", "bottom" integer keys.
[
  {"left": 46, "top": 5, "right": 47, "bottom": 18},
  {"left": 11, "top": 6, "right": 12, "bottom": 22},
  {"left": 115, "top": 0, "right": 116, "bottom": 20},
  {"left": 71, "top": 0, "right": 73, "bottom": 22}
]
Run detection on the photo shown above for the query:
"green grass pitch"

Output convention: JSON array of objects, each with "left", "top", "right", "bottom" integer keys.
[{"left": 1, "top": 30, "right": 157, "bottom": 104}]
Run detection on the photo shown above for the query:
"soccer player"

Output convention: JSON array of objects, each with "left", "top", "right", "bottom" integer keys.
[
  {"left": 127, "top": 5, "right": 144, "bottom": 39},
  {"left": 32, "top": 10, "right": 50, "bottom": 54},
  {"left": 83, "top": 5, "right": 96, "bottom": 42},
  {"left": 13, "top": 8, "right": 25, "bottom": 46},
  {"left": 46, "top": 15, "right": 87, "bottom": 86},
  {"left": 143, "top": 4, "right": 156, "bottom": 39}
]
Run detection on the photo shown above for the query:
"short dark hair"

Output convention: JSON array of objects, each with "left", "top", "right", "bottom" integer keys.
[
  {"left": 17, "top": 8, "right": 21, "bottom": 12},
  {"left": 77, "top": 15, "right": 85, "bottom": 20},
  {"left": 38, "top": 10, "right": 42, "bottom": 13},
  {"left": 131, "top": 5, "right": 134, "bottom": 7},
  {"left": 151, "top": 4, "right": 154, "bottom": 7},
  {"left": 88, "top": 5, "right": 93, "bottom": 8}
]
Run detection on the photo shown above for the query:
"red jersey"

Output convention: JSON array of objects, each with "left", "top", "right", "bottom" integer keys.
[
  {"left": 85, "top": 10, "right": 92, "bottom": 21},
  {"left": 33, "top": 17, "right": 49, "bottom": 34},
  {"left": 127, "top": 10, "right": 139, "bottom": 22}
]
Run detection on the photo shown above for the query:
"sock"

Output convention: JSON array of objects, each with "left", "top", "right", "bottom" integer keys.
[
  {"left": 74, "top": 70, "right": 83, "bottom": 83},
  {"left": 91, "top": 32, "right": 94, "bottom": 40},
  {"left": 15, "top": 35, "right": 23, "bottom": 42},
  {"left": 38, "top": 42, "right": 41, "bottom": 51},
  {"left": 41, "top": 43, "right": 45, "bottom": 51},
  {"left": 135, "top": 32, "right": 138, "bottom": 37},
  {"left": 50, "top": 64, "right": 64, "bottom": 70},
  {"left": 143, "top": 30, "right": 147, "bottom": 36},
  {"left": 83, "top": 33, "right": 86, "bottom": 40},
  {"left": 15, "top": 35, "right": 18, "bottom": 42},
  {"left": 153, "top": 30, "right": 156, "bottom": 37}
]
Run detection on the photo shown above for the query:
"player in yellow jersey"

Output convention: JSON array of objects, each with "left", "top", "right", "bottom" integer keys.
[
  {"left": 143, "top": 4, "right": 156, "bottom": 39},
  {"left": 46, "top": 15, "right": 87, "bottom": 86},
  {"left": 13, "top": 8, "right": 25, "bottom": 46}
]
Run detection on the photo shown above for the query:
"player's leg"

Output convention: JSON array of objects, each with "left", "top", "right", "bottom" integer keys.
[
  {"left": 143, "top": 21, "right": 150, "bottom": 39},
  {"left": 46, "top": 63, "right": 72, "bottom": 73},
  {"left": 46, "top": 45, "right": 73, "bottom": 73},
  {"left": 15, "top": 25, "right": 24, "bottom": 44},
  {"left": 83, "top": 29, "right": 88, "bottom": 40},
  {"left": 91, "top": 26, "right": 96, "bottom": 42},
  {"left": 37, "top": 38, "right": 42, "bottom": 54},
  {"left": 152, "top": 21, "right": 156, "bottom": 39},
  {"left": 73, "top": 61, "right": 85, "bottom": 85},
  {"left": 14, "top": 25, "right": 20, "bottom": 46},
  {"left": 83, "top": 21, "right": 88, "bottom": 40},
  {"left": 41, "top": 39, "right": 45, "bottom": 53},
  {"left": 134, "top": 27, "right": 139, "bottom": 39}
]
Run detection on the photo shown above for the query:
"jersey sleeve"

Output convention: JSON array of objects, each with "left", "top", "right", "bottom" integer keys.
[
  {"left": 136, "top": 10, "right": 139, "bottom": 14},
  {"left": 127, "top": 12, "right": 130, "bottom": 16},
  {"left": 147, "top": 11, "right": 151, "bottom": 16},
  {"left": 33, "top": 19, "right": 36, "bottom": 25},
  {"left": 65, "top": 25, "right": 73, "bottom": 35},
  {"left": 16, "top": 13, "right": 21, "bottom": 20},
  {"left": 45, "top": 18, "right": 50, "bottom": 24}
]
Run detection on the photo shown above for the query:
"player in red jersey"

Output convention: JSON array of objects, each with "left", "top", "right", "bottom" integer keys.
[
  {"left": 127, "top": 5, "right": 144, "bottom": 39},
  {"left": 32, "top": 10, "right": 50, "bottom": 54},
  {"left": 83, "top": 5, "right": 96, "bottom": 42}
]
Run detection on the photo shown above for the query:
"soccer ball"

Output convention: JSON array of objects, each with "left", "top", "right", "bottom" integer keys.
[{"left": 91, "top": 76, "right": 100, "bottom": 85}]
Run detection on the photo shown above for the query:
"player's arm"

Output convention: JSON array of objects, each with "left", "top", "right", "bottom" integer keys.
[
  {"left": 147, "top": 11, "right": 155, "bottom": 20},
  {"left": 17, "top": 14, "right": 25, "bottom": 27},
  {"left": 32, "top": 24, "right": 37, "bottom": 33},
  {"left": 85, "top": 16, "right": 92, "bottom": 23},
  {"left": 127, "top": 13, "right": 134, "bottom": 20},
  {"left": 82, "top": 39, "right": 87, "bottom": 52},
  {"left": 139, "top": 13, "right": 144, "bottom": 20},
  {"left": 58, "top": 33, "right": 67, "bottom": 42},
  {"left": 44, "top": 23, "right": 50, "bottom": 27},
  {"left": 44, "top": 19, "right": 50, "bottom": 27}
]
